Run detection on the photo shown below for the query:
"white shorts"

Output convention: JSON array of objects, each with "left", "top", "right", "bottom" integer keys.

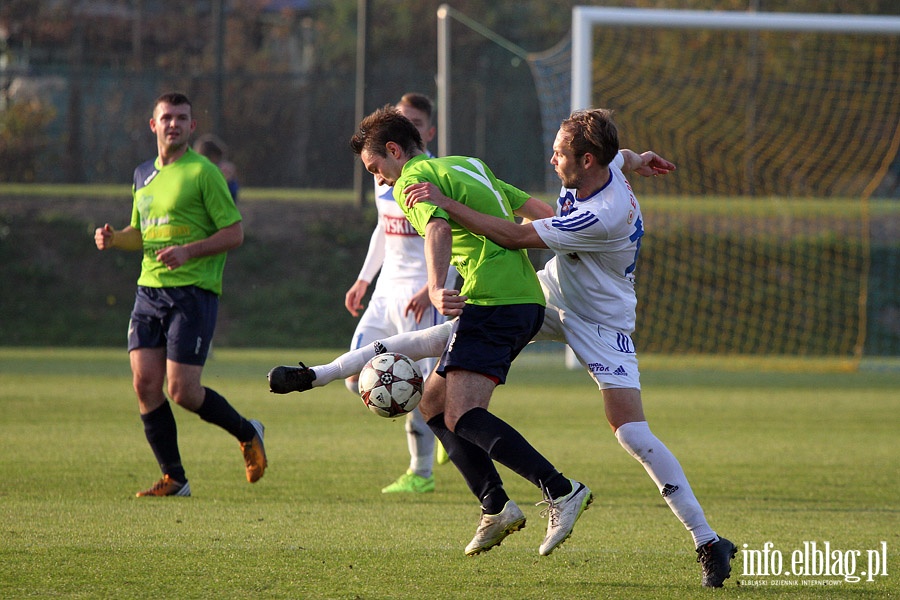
[
  {"left": 352, "top": 295, "right": 442, "bottom": 378},
  {"left": 533, "top": 299, "right": 641, "bottom": 391}
]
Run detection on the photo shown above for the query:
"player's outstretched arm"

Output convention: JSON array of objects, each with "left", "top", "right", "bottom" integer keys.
[
  {"left": 403, "top": 182, "right": 547, "bottom": 251},
  {"left": 515, "top": 197, "right": 555, "bottom": 221},
  {"left": 620, "top": 149, "right": 676, "bottom": 177}
]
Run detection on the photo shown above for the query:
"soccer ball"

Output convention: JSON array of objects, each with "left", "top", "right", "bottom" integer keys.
[{"left": 358, "top": 353, "right": 424, "bottom": 418}]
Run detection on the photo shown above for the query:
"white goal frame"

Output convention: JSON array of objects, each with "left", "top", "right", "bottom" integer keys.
[{"left": 571, "top": 7, "right": 900, "bottom": 111}]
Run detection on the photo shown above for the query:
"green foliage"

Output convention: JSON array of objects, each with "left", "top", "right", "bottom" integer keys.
[
  {"left": 3, "top": 0, "right": 899, "bottom": 190},
  {"left": 0, "top": 99, "right": 57, "bottom": 182},
  {"left": 1, "top": 349, "right": 898, "bottom": 598}
]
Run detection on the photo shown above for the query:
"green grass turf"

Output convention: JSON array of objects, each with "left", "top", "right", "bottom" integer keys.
[{"left": 1, "top": 348, "right": 898, "bottom": 599}]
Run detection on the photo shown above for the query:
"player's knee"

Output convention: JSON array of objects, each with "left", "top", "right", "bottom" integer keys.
[
  {"left": 345, "top": 377, "right": 359, "bottom": 396},
  {"left": 166, "top": 379, "right": 205, "bottom": 410},
  {"left": 132, "top": 372, "right": 163, "bottom": 401},
  {"left": 614, "top": 420, "right": 654, "bottom": 460}
]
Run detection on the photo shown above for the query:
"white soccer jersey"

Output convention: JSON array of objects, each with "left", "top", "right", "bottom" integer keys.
[
  {"left": 357, "top": 180, "right": 429, "bottom": 299},
  {"left": 533, "top": 153, "right": 642, "bottom": 334}
]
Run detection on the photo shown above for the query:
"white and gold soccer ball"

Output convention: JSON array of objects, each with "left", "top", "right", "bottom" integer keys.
[{"left": 358, "top": 353, "right": 424, "bottom": 418}]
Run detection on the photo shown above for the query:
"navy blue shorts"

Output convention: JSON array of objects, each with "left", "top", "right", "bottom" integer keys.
[
  {"left": 127, "top": 285, "right": 219, "bottom": 366},
  {"left": 438, "top": 303, "right": 544, "bottom": 385}
]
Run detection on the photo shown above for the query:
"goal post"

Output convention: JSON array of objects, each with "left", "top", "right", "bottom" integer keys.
[
  {"left": 436, "top": 4, "right": 572, "bottom": 191},
  {"left": 572, "top": 7, "right": 900, "bottom": 111},
  {"left": 568, "top": 6, "right": 900, "bottom": 359}
]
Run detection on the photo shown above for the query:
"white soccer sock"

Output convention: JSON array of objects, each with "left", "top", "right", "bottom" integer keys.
[
  {"left": 311, "top": 321, "right": 454, "bottom": 387},
  {"left": 615, "top": 420, "right": 717, "bottom": 548},
  {"left": 386, "top": 320, "right": 454, "bottom": 361},
  {"left": 406, "top": 408, "right": 435, "bottom": 478},
  {"left": 310, "top": 347, "right": 373, "bottom": 387}
]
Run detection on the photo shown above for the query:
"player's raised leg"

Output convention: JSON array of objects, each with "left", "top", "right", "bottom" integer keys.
[{"left": 267, "top": 320, "right": 454, "bottom": 393}]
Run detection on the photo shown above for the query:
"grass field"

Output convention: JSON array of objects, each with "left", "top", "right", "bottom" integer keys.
[{"left": 1, "top": 348, "right": 898, "bottom": 599}]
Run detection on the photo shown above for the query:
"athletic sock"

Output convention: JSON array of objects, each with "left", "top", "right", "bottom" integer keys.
[
  {"left": 481, "top": 486, "right": 511, "bottom": 516},
  {"left": 141, "top": 400, "right": 186, "bottom": 482},
  {"left": 312, "top": 321, "right": 454, "bottom": 386},
  {"left": 427, "top": 414, "right": 507, "bottom": 513},
  {"left": 453, "top": 407, "right": 570, "bottom": 499},
  {"left": 615, "top": 420, "right": 716, "bottom": 547},
  {"left": 196, "top": 387, "right": 256, "bottom": 442},
  {"left": 406, "top": 408, "right": 435, "bottom": 478}
]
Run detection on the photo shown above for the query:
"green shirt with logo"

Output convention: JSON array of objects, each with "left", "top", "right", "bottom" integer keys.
[{"left": 131, "top": 148, "right": 241, "bottom": 295}]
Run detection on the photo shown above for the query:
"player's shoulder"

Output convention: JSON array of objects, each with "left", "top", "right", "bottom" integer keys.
[
  {"left": 183, "top": 147, "right": 218, "bottom": 171},
  {"left": 133, "top": 158, "right": 159, "bottom": 192},
  {"left": 419, "top": 154, "right": 484, "bottom": 172},
  {"left": 444, "top": 155, "right": 490, "bottom": 170}
]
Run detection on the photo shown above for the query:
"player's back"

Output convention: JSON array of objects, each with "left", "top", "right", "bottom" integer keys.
[{"left": 396, "top": 154, "right": 544, "bottom": 308}]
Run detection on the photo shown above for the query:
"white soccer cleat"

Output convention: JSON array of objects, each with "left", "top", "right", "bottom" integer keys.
[
  {"left": 464, "top": 500, "right": 526, "bottom": 556},
  {"left": 537, "top": 479, "right": 593, "bottom": 556}
]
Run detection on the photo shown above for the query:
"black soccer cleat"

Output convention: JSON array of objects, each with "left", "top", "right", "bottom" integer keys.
[
  {"left": 267, "top": 362, "right": 316, "bottom": 394},
  {"left": 696, "top": 536, "right": 737, "bottom": 588}
]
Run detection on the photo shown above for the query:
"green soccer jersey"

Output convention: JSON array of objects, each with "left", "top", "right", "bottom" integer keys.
[
  {"left": 394, "top": 154, "right": 544, "bottom": 307},
  {"left": 130, "top": 148, "right": 241, "bottom": 295}
]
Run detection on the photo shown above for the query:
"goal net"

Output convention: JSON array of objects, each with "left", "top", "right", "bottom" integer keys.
[{"left": 553, "top": 7, "right": 900, "bottom": 359}]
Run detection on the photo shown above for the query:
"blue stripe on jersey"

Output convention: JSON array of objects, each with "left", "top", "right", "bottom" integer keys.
[
  {"left": 133, "top": 159, "right": 159, "bottom": 192},
  {"left": 552, "top": 211, "right": 598, "bottom": 232}
]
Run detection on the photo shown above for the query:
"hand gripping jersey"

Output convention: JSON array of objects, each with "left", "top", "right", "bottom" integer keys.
[
  {"left": 131, "top": 148, "right": 241, "bottom": 295},
  {"left": 532, "top": 153, "right": 642, "bottom": 333},
  {"left": 394, "top": 154, "right": 544, "bottom": 307}
]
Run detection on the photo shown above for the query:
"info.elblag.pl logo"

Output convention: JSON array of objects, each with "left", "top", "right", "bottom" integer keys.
[{"left": 739, "top": 541, "right": 889, "bottom": 586}]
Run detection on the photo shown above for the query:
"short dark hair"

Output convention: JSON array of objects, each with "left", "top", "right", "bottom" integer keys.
[
  {"left": 153, "top": 92, "right": 192, "bottom": 115},
  {"left": 560, "top": 108, "right": 619, "bottom": 167},
  {"left": 397, "top": 92, "right": 434, "bottom": 122},
  {"left": 349, "top": 105, "right": 424, "bottom": 158}
]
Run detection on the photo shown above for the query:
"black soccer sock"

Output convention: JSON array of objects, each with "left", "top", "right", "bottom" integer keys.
[
  {"left": 453, "top": 407, "right": 571, "bottom": 499},
  {"left": 141, "top": 400, "right": 186, "bottom": 483},
  {"left": 480, "top": 485, "right": 512, "bottom": 516},
  {"left": 427, "top": 414, "right": 508, "bottom": 513},
  {"left": 196, "top": 387, "right": 255, "bottom": 442}
]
